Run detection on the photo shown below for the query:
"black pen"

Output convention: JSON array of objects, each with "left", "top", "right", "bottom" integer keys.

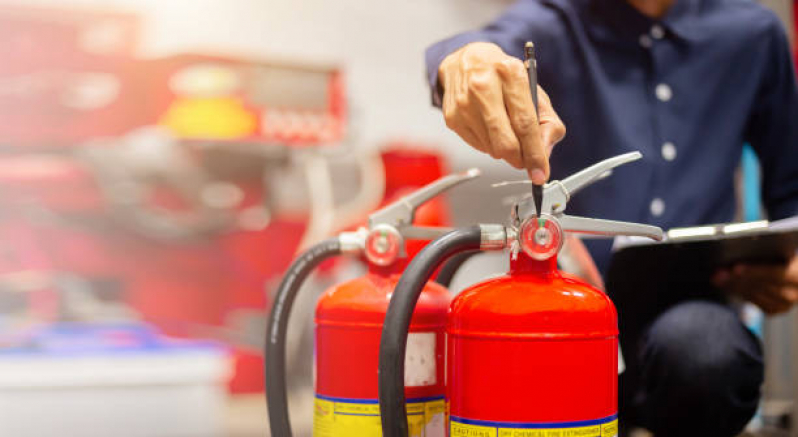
[
  {"left": 525, "top": 42, "right": 544, "bottom": 217},
  {"left": 525, "top": 42, "right": 539, "bottom": 118}
]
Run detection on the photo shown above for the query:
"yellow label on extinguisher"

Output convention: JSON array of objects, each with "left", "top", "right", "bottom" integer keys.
[
  {"left": 313, "top": 394, "right": 445, "bottom": 437},
  {"left": 450, "top": 415, "right": 618, "bottom": 437}
]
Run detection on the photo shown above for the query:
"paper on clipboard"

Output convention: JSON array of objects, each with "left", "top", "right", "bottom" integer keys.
[{"left": 770, "top": 215, "right": 798, "bottom": 231}]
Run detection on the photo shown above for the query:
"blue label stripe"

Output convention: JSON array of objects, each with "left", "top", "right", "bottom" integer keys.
[
  {"left": 333, "top": 412, "right": 426, "bottom": 417},
  {"left": 450, "top": 413, "right": 618, "bottom": 429},
  {"left": 334, "top": 412, "right": 379, "bottom": 417},
  {"left": 315, "top": 394, "right": 445, "bottom": 404}
]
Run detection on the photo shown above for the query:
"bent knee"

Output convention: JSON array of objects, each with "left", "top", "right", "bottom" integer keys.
[
  {"left": 645, "top": 301, "right": 762, "bottom": 376},
  {"left": 638, "top": 301, "right": 764, "bottom": 436}
]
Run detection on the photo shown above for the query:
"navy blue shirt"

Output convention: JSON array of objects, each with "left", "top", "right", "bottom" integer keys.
[{"left": 426, "top": 0, "right": 798, "bottom": 271}]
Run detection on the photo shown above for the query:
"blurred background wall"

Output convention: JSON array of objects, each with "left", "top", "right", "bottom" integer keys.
[
  {"left": 8, "top": 0, "right": 793, "bottom": 198},
  {"left": 12, "top": 0, "right": 517, "bottom": 170}
]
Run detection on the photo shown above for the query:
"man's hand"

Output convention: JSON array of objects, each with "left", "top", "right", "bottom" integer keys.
[
  {"left": 713, "top": 256, "right": 798, "bottom": 314},
  {"left": 438, "top": 42, "right": 566, "bottom": 184}
]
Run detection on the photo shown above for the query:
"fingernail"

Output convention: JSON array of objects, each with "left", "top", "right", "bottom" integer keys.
[{"left": 529, "top": 169, "right": 546, "bottom": 185}]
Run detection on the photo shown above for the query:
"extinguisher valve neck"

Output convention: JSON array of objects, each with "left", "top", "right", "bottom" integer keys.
[
  {"left": 479, "top": 224, "right": 511, "bottom": 250},
  {"left": 338, "top": 228, "right": 369, "bottom": 254}
]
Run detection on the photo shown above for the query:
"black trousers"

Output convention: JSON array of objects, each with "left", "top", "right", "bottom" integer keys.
[{"left": 619, "top": 300, "right": 764, "bottom": 437}]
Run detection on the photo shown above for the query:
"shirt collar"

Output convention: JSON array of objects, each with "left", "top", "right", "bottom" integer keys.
[
  {"left": 542, "top": 0, "right": 702, "bottom": 44},
  {"left": 660, "top": 0, "right": 702, "bottom": 41}
]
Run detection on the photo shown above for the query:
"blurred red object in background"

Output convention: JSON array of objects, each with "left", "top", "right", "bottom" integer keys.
[
  {"left": 136, "top": 54, "right": 346, "bottom": 146},
  {"left": 0, "top": 5, "right": 142, "bottom": 147},
  {"left": 0, "top": 4, "right": 453, "bottom": 397},
  {"left": 380, "top": 144, "right": 451, "bottom": 261}
]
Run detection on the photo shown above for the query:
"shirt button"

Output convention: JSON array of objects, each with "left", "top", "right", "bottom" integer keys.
[
  {"left": 639, "top": 34, "right": 652, "bottom": 48},
  {"left": 661, "top": 142, "right": 677, "bottom": 161},
  {"left": 656, "top": 83, "right": 672, "bottom": 102},
  {"left": 650, "top": 24, "right": 665, "bottom": 39},
  {"left": 650, "top": 198, "right": 665, "bottom": 217}
]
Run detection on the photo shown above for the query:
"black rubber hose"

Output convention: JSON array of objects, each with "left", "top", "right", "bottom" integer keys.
[
  {"left": 379, "top": 226, "right": 483, "bottom": 437},
  {"left": 266, "top": 238, "right": 342, "bottom": 437},
  {"left": 435, "top": 250, "right": 478, "bottom": 288}
]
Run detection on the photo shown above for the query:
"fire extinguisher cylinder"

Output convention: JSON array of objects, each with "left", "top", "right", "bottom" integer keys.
[
  {"left": 265, "top": 168, "right": 481, "bottom": 437},
  {"left": 378, "top": 151, "right": 664, "bottom": 437}
]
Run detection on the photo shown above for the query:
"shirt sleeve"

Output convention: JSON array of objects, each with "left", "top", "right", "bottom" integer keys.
[
  {"left": 424, "top": 0, "right": 561, "bottom": 107},
  {"left": 745, "top": 17, "right": 798, "bottom": 220}
]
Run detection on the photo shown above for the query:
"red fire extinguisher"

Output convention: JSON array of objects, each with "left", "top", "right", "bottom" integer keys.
[
  {"left": 266, "top": 168, "right": 480, "bottom": 436},
  {"left": 378, "top": 152, "right": 664, "bottom": 437}
]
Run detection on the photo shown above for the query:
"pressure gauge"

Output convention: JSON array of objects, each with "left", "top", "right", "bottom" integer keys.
[
  {"left": 519, "top": 214, "right": 563, "bottom": 260},
  {"left": 365, "top": 224, "right": 403, "bottom": 266}
]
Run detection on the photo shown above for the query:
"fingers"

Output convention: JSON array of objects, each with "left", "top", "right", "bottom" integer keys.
[
  {"left": 442, "top": 51, "right": 522, "bottom": 168},
  {"left": 443, "top": 69, "right": 523, "bottom": 168},
  {"left": 785, "top": 255, "right": 798, "bottom": 285},
  {"left": 496, "top": 58, "right": 545, "bottom": 181},
  {"left": 442, "top": 68, "right": 490, "bottom": 153},
  {"left": 726, "top": 278, "right": 792, "bottom": 315},
  {"left": 718, "top": 263, "right": 798, "bottom": 314},
  {"left": 468, "top": 71, "right": 523, "bottom": 169},
  {"left": 783, "top": 285, "right": 798, "bottom": 302},
  {"left": 438, "top": 43, "right": 567, "bottom": 178},
  {"left": 751, "top": 285, "right": 795, "bottom": 314},
  {"left": 732, "top": 264, "right": 788, "bottom": 284},
  {"left": 443, "top": 87, "right": 489, "bottom": 154}
]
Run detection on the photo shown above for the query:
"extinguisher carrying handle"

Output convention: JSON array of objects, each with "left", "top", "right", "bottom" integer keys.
[
  {"left": 265, "top": 237, "right": 345, "bottom": 437},
  {"left": 369, "top": 168, "right": 480, "bottom": 233},
  {"left": 379, "top": 225, "right": 505, "bottom": 437}
]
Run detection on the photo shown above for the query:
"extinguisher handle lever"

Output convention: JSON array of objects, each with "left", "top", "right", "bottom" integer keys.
[
  {"left": 511, "top": 152, "right": 643, "bottom": 220},
  {"left": 368, "top": 168, "right": 481, "bottom": 229},
  {"left": 556, "top": 151, "right": 642, "bottom": 198},
  {"left": 559, "top": 215, "right": 664, "bottom": 241}
]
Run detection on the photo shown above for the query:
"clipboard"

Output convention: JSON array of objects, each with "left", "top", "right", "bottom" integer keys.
[
  {"left": 607, "top": 217, "right": 798, "bottom": 288},
  {"left": 605, "top": 217, "right": 798, "bottom": 373}
]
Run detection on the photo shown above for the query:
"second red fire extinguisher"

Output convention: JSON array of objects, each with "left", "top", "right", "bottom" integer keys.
[
  {"left": 379, "top": 152, "right": 664, "bottom": 437},
  {"left": 266, "top": 168, "right": 480, "bottom": 437}
]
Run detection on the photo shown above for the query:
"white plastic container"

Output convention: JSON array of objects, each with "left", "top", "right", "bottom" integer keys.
[{"left": 0, "top": 324, "right": 232, "bottom": 437}]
